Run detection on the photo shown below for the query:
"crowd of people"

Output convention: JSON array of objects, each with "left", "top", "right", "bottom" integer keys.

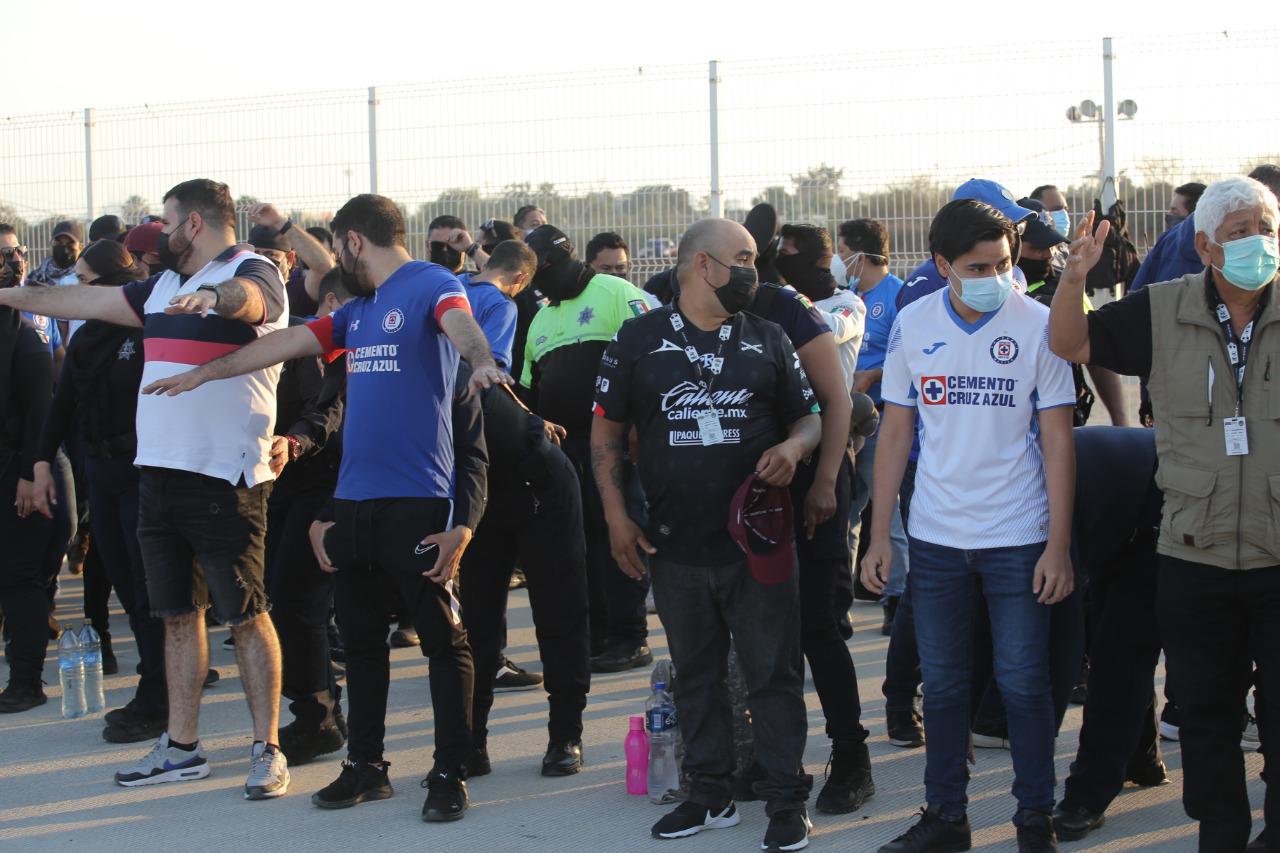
[{"left": 0, "top": 168, "right": 1275, "bottom": 852}]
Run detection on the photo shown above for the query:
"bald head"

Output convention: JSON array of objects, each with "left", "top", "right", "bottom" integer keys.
[{"left": 677, "top": 219, "right": 756, "bottom": 275}]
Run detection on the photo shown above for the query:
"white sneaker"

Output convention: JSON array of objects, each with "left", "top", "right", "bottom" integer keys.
[
  {"left": 245, "top": 742, "right": 290, "bottom": 800},
  {"left": 115, "top": 733, "right": 210, "bottom": 787}
]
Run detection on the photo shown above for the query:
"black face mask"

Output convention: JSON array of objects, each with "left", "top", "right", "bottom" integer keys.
[
  {"left": 706, "top": 255, "right": 758, "bottom": 315},
  {"left": 338, "top": 241, "right": 375, "bottom": 298},
  {"left": 0, "top": 259, "right": 22, "bottom": 288},
  {"left": 156, "top": 221, "right": 192, "bottom": 272},
  {"left": 51, "top": 244, "right": 78, "bottom": 268},
  {"left": 774, "top": 251, "right": 836, "bottom": 302},
  {"left": 532, "top": 252, "right": 591, "bottom": 304},
  {"left": 430, "top": 241, "right": 463, "bottom": 272},
  {"left": 1165, "top": 213, "right": 1187, "bottom": 231},
  {"left": 1017, "top": 256, "right": 1050, "bottom": 284}
]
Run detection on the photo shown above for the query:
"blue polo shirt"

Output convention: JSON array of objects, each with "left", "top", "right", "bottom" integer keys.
[
  {"left": 458, "top": 273, "right": 518, "bottom": 370},
  {"left": 854, "top": 273, "right": 903, "bottom": 403},
  {"left": 308, "top": 261, "right": 470, "bottom": 501}
]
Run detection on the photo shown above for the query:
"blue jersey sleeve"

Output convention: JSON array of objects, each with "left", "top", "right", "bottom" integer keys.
[{"left": 479, "top": 297, "right": 518, "bottom": 369}]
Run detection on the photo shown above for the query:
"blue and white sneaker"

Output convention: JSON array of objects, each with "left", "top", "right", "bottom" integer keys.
[
  {"left": 245, "top": 741, "right": 290, "bottom": 800},
  {"left": 115, "top": 733, "right": 210, "bottom": 787}
]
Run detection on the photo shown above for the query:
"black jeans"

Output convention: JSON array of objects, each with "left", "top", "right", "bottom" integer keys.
[
  {"left": 1061, "top": 542, "right": 1163, "bottom": 814},
  {"left": 266, "top": 484, "right": 338, "bottom": 730},
  {"left": 0, "top": 461, "right": 54, "bottom": 687},
  {"left": 562, "top": 434, "right": 648, "bottom": 652},
  {"left": 85, "top": 456, "right": 166, "bottom": 716},
  {"left": 42, "top": 450, "right": 76, "bottom": 602},
  {"left": 1159, "top": 556, "right": 1280, "bottom": 852},
  {"left": 326, "top": 497, "right": 472, "bottom": 768},
  {"left": 793, "top": 454, "right": 867, "bottom": 743},
  {"left": 651, "top": 557, "right": 811, "bottom": 814},
  {"left": 460, "top": 450, "right": 591, "bottom": 748}
]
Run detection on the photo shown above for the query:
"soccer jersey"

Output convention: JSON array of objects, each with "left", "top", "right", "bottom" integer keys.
[
  {"left": 307, "top": 261, "right": 470, "bottom": 501},
  {"left": 881, "top": 288, "right": 1074, "bottom": 549},
  {"left": 22, "top": 311, "right": 61, "bottom": 354},
  {"left": 458, "top": 273, "right": 517, "bottom": 370},
  {"left": 854, "top": 273, "right": 904, "bottom": 402}
]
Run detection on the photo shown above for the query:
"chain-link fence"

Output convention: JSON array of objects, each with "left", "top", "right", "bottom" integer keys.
[{"left": 3, "top": 32, "right": 1279, "bottom": 280}]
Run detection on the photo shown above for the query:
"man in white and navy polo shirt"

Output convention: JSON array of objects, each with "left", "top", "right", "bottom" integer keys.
[
  {"left": 0, "top": 179, "right": 294, "bottom": 801},
  {"left": 860, "top": 199, "right": 1077, "bottom": 853}
]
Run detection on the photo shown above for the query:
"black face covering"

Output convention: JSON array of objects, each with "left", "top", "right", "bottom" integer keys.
[
  {"left": 532, "top": 253, "right": 592, "bottom": 304},
  {"left": 0, "top": 259, "right": 22, "bottom": 288},
  {"left": 430, "top": 241, "right": 463, "bottom": 272},
  {"left": 156, "top": 221, "right": 193, "bottom": 273},
  {"left": 1017, "top": 256, "right": 1050, "bottom": 284},
  {"left": 774, "top": 252, "right": 836, "bottom": 301},
  {"left": 51, "top": 244, "right": 77, "bottom": 269},
  {"left": 706, "top": 255, "right": 759, "bottom": 315},
  {"left": 338, "top": 242, "right": 375, "bottom": 298}
]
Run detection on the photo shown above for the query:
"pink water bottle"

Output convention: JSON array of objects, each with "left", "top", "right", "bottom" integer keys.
[{"left": 625, "top": 714, "right": 648, "bottom": 795}]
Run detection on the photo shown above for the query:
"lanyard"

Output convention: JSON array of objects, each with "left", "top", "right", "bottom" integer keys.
[
  {"left": 669, "top": 306, "right": 736, "bottom": 405},
  {"left": 1211, "top": 290, "right": 1262, "bottom": 406}
]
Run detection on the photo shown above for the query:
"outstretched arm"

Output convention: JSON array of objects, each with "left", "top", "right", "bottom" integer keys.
[
  {"left": 439, "top": 306, "right": 512, "bottom": 396},
  {"left": 0, "top": 284, "right": 141, "bottom": 327},
  {"left": 142, "top": 324, "right": 322, "bottom": 396}
]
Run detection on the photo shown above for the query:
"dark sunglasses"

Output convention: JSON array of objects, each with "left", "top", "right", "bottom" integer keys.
[{"left": 1, "top": 245, "right": 27, "bottom": 258}]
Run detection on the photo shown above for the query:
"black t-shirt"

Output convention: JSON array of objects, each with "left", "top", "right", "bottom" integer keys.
[
  {"left": 747, "top": 283, "right": 830, "bottom": 351},
  {"left": 594, "top": 304, "right": 818, "bottom": 566}
]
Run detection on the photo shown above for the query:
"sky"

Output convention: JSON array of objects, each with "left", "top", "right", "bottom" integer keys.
[{"left": 9, "top": 2, "right": 1266, "bottom": 115}]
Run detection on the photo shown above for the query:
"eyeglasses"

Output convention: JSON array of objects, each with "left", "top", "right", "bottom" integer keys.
[{"left": 0, "top": 245, "right": 27, "bottom": 258}]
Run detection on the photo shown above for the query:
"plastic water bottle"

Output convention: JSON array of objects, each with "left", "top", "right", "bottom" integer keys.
[
  {"left": 625, "top": 715, "right": 648, "bottom": 795},
  {"left": 78, "top": 624, "right": 106, "bottom": 714},
  {"left": 58, "top": 629, "right": 86, "bottom": 719},
  {"left": 646, "top": 682, "right": 679, "bottom": 804}
]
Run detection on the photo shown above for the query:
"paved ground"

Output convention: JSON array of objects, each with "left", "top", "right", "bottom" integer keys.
[{"left": 0, "top": 571, "right": 1265, "bottom": 852}]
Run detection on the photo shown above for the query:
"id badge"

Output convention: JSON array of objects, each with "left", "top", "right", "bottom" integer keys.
[
  {"left": 697, "top": 410, "right": 725, "bottom": 446},
  {"left": 1225, "top": 417, "right": 1249, "bottom": 456}
]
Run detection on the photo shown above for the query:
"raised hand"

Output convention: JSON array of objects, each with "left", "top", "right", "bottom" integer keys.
[
  {"left": 247, "top": 203, "right": 287, "bottom": 230},
  {"left": 1062, "top": 210, "right": 1111, "bottom": 281}
]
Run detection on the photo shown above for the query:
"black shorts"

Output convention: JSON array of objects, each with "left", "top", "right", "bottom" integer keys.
[{"left": 137, "top": 467, "right": 272, "bottom": 626}]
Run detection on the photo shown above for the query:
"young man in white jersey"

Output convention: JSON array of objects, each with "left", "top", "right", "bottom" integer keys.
[{"left": 862, "top": 199, "right": 1076, "bottom": 853}]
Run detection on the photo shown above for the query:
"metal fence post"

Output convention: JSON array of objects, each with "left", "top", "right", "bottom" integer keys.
[
  {"left": 368, "top": 86, "right": 380, "bottom": 195},
  {"left": 84, "top": 107, "right": 95, "bottom": 222},
  {"left": 708, "top": 61, "right": 721, "bottom": 219},
  {"left": 1101, "top": 37, "right": 1117, "bottom": 209}
]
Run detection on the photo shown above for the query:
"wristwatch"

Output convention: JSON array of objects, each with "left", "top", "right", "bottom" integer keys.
[
  {"left": 279, "top": 219, "right": 294, "bottom": 235},
  {"left": 196, "top": 284, "right": 220, "bottom": 306},
  {"left": 464, "top": 241, "right": 480, "bottom": 258}
]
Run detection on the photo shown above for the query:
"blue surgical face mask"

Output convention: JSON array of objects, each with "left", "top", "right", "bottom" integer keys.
[
  {"left": 1214, "top": 233, "right": 1280, "bottom": 291},
  {"left": 1050, "top": 209, "right": 1071, "bottom": 238},
  {"left": 948, "top": 267, "right": 1015, "bottom": 313}
]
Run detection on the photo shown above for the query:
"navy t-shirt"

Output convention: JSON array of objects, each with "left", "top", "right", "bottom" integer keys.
[{"left": 308, "top": 261, "right": 470, "bottom": 501}]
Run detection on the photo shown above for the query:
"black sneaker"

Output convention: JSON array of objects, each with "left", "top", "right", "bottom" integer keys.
[
  {"left": 1051, "top": 802, "right": 1104, "bottom": 842},
  {"left": 541, "top": 740, "right": 583, "bottom": 776},
  {"left": 887, "top": 709, "right": 925, "bottom": 748},
  {"left": 203, "top": 669, "right": 220, "bottom": 688},
  {"left": 762, "top": 808, "right": 812, "bottom": 851},
  {"left": 1016, "top": 809, "right": 1058, "bottom": 852},
  {"left": 494, "top": 659, "right": 543, "bottom": 692},
  {"left": 0, "top": 682, "right": 47, "bottom": 714},
  {"left": 278, "top": 722, "right": 345, "bottom": 766},
  {"left": 816, "top": 740, "right": 875, "bottom": 814},
  {"left": 878, "top": 806, "right": 972, "bottom": 852},
  {"left": 971, "top": 721, "right": 1009, "bottom": 750},
  {"left": 390, "top": 626, "right": 420, "bottom": 648},
  {"left": 311, "top": 760, "right": 393, "bottom": 809},
  {"left": 466, "top": 746, "right": 491, "bottom": 778},
  {"left": 590, "top": 644, "right": 654, "bottom": 673},
  {"left": 421, "top": 766, "right": 468, "bottom": 822},
  {"left": 103, "top": 711, "right": 167, "bottom": 744},
  {"left": 651, "top": 800, "right": 740, "bottom": 839},
  {"left": 1124, "top": 759, "right": 1169, "bottom": 787}
]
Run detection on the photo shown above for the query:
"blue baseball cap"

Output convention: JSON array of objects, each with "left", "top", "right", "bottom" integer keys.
[{"left": 953, "top": 179, "right": 1036, "bottom": 224}]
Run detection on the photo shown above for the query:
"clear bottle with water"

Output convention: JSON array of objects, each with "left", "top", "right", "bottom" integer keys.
[
  {"left": 78, "top": 623, "right": 105, "bottom": 714},
  {"left": 646, "top": 681, "right": 679, "bottom": 804},
  {"left": 58, "top": 629, "right": 86, "bottom": 719}
]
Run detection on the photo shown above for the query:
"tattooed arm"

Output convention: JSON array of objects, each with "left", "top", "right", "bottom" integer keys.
[{"left": 591, "top": 415, "right": 654, "bottom": 578}]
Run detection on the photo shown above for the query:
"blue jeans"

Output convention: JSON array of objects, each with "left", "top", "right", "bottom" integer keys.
[
  {"left": 850, "top": 427, "right": 909, "bottom": 599},
  {"left": 910, "top": 537, "right": 1056, "bottom": 824}
]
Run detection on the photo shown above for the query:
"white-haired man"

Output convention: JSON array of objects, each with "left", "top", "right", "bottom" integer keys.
[{"left": 1049, "top": 175, "right": 1280, "bottom": 852}]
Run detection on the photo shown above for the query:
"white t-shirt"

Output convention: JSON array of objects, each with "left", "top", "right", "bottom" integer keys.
[
  {"left": 811, "top": 287, "right": 866, "bottom": 391},
  {"left": 881, "top": 287, "right": 1074, "bottom": 549}
]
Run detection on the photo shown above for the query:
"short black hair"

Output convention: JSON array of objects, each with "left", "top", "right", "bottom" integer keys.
[
  {"left": 305, "top": 225, "right": 332, "bottom": 247},
  {"left": 1249, "top": 165, "right": 1280, "bottom": 200},
  {"left": 330, "top": 194, "right": 406, "bottom": 249},
  {"left": 837, "top": 219, "right": 890, "bottom": 262},
  {"left": 585, "top": 231, "right": 629, "bottom": 264},
  {"left": 0, "top": 223, "right": 15, "bottom": 239},
  {"left": 929, "top": 199, "right": 1017, "bottom": 263},
  {"left": 317, "top": 266, "right": 353, "bottom": 304},
  {"left": 779, "top": 224, "right": 832, "bottom": 257},
  {"left": 162, "top": 179, "right": 235, "bottom": 229},
  {"left": 1030, "top": 184, "right": 1059, "bottom": 201},
  {"left": 485, "top": 239, "right": 537, "bottom": 278},
  {"left": 428, "top": 215, "right": 466, "bottom": 233},
  {"left": 513, "top": 205, "right": 543, "bottom": 229},
  {"left": 1173, "top": 182, "right": 1207, "bottom": 211}
]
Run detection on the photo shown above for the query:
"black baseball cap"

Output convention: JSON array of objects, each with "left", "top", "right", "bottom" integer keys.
[
  {"left": 52, "top": 219, "right": 85, "bottom": 243},
  {"left": 1016, "top": 198, "right": 1069, "bottom": 249},
  {"left": 89, "top": 214, "right": 126, "bottom": 242},
  {"left": 525, "top": 225, "right": 574, "bottom": 267}
]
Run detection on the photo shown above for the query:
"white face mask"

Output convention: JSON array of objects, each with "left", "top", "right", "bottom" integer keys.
[{"left": 830, "top": 253, "right": 850, "bottom": 288}]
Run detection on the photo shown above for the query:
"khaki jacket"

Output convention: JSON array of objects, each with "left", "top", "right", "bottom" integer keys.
[{"left": 1148, "top": 272, "right": 1280, "bottom": 569}]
